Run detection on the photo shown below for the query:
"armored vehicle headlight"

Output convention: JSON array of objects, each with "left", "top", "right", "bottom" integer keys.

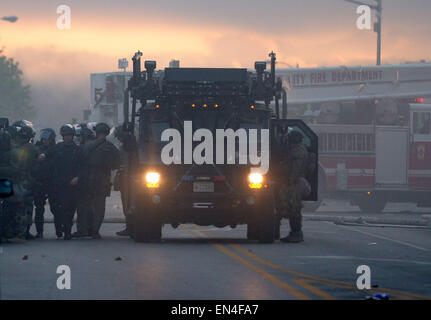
[
  {"left": 145, "top": 171, "right": 160, "bottom": 188},
  {"left": 248, "top": 173, "right": 263, "bottom": 189}
]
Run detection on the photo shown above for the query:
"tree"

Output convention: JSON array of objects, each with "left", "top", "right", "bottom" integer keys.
[{"left": 0, "top": 51, "right": 35, "bottom": 120}]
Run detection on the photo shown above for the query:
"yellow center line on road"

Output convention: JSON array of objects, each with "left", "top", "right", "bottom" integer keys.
[
  {"left": 191, "top": 225, "right": 431, "bottom": 300},
  {"left": 179, "top": 225, "right": 311, "bottom": 300},
  {"left": 189, "top": 225, "right": 334, "bottom": 300},
  {"left": 291, "top": 278, "right": 336, "bottom": 300}
]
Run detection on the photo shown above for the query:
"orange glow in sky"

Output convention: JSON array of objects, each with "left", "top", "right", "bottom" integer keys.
[{"left": 1, "top": 0, "right": 430, "bottom": 126}]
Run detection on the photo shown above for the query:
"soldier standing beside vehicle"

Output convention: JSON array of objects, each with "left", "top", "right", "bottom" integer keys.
[
  {"left": 83, "top": 122, "right": 120, "bottom": 239},
  {"left": 73, "top": 124, "right": 95, "bottom": 238},
  {"left": 44, "top": 124, "right": 83, "bottom": 240},
  {"left": 278, "top": 130, "right": 309, "bottom": 243},
  {"left": 33, "top": 128, "right": 57, "bottom": 238},
  {"left": 113, "top": 125, "right": 138, "bottom": 237}
]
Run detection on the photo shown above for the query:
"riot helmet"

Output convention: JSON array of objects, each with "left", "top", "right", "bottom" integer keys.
[
  {"left": 40, "top": 128, "right": 56, "bottom": 141},
  {"left": 16, "top": 126, "right": 35, "bottom": 140},
  {"left": 60, "top": 124, "right": 75, "bottom": 136},
  {"left": 12, "top": 120, "right": 34, "bottom": 129},
  {"left": 94, "top": 122, "right": 110, "bottom": 136},
  {"left": 76, "top": 123, "right": 95, "bottom": 139},
  {"left": 82, "top": 127, "right": 95, "bottom": 140},
  {"left": 12, "top": 120, "right": 35, "bottom": 141}
]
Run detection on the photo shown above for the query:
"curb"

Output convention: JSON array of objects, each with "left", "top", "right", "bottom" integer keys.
[
  {"left": 43, "top": 218, "right": 126, "bottom": 224},
  {"left": 40, "top": 214, "right": 431, "bottom": 227},
  {"left": 303, "top": 214, "right": 431, "bottom": 227}
]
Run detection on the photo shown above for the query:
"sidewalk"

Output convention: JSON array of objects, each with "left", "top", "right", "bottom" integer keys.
[{"left": 39, "top": 192, "right": 431, "bottom": 227}]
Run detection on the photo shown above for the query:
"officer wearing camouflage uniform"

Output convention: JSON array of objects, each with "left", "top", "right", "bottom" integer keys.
[
  {"left": 278, "top": 130, "right": 309, "bottom": 243},
  {"left": 0, "top": 121, "right": 39, "bottom": 242},
  {"left": 44, "top": 124, "right": 83, "bottom": 240},
  {"left": 0, "top": 118, "right": 13, "bottom": 242},
  {"left": 33, "top": 128, "right": 57, "bottom": 238},
  {"left": 82, "top": 123, "right": 120, "bottom": 239}
]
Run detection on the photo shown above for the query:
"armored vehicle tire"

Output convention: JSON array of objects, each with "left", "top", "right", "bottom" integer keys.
[
  {"left": 248, "top": 215, "right": 276, "bottom": 242},
  {"left": 248, "top": 203, "right": 276, "bottom": 243},
  {"left": 258, "top": 210, "right": 276, "bottom": 243},
  {"left": 274, "top": 217, "right": 281, "bottom": 240},
  {"left": 126, "top": 215, "right": 135, "bottom": 240},
  {"left": 247, "top": 223, "right": 258, "bottom": 240},
  {"left": 358, "top": 198, "right": 386, "bottom": 213},
  {"left": 132, "top": 209, "right": 162, "bottom": 243}
]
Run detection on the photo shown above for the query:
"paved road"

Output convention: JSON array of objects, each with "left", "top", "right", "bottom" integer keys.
[
  {"left": 1, "top": 218, "right": 430, "bottom": 300},
  {"left": 105, "top": 192, "right": 431, "bottom": 220}
]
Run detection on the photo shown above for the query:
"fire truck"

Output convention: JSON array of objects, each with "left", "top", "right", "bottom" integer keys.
[{"left": 275, "top": 63, "right": 431, "bottom": 212}]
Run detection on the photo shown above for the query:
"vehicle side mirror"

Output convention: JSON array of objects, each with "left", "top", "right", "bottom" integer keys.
[{"left": 0, "top": 179, "right": 13, "bottom": 198}]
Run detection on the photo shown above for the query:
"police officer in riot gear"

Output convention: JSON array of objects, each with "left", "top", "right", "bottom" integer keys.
[
  {"left": 75, "top": 123, "right": 95, "bottom": 146},
  {"left": 33, "top": 128, "right": 57, "bottom": 238},
  {"left": 12, "top": 120, "right": 35, "bottom": 143},
  {"left": 279, "top": 130, "right": 309, "bottom": 243},
  {"left": 44, "top": 124, "right": 83, "bottom": 240},
  {"left": 82, "top": 122, "right": 120, "bottom": 239},
  {"left": 72, "top": 124, "right": 95, "bottom": 238}
]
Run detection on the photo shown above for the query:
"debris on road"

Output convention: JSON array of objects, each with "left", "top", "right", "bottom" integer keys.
[{"left": 365, "top": 294, "right": 390, "bottom": 300}]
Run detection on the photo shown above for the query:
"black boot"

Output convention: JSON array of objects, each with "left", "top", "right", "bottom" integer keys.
[
  {"left": 91, "top": 232, "right": 102, "bottom": 239},
  {"left": 280, "top": 230, "right": 304, "bottom": 243},
  {"left": 72, "top": 231, "right": 87, "bottom": 238},
  {"left": 55, "top": 224, "right": 63, "bottom": 238},
  {"left": 35, "top": 223, "right": 44, "bottom": 238},
  {"left": 25, "top": 226, "right": 36, "bottom": 240},
  {"left": 281, "top": 215, "right": 304, "bottom": 243},
  {"left": 35, "top": 224, "right": 44, "bottom": 239},
  {"left": 116, "top": 228, "right": 129, "bottom": 236},
  {"left": 63, "top": 225, "right": 72, "bottom": 240},
  {"left": 54, "top": 219, "right": 63, "bottom": 238}
]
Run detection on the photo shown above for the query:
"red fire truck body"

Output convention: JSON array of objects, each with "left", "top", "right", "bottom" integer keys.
[{"left": 276, "top": 63, "right": 431, "bottom": 212}]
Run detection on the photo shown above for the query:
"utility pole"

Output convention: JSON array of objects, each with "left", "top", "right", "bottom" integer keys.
[
  {"left": 343, "top": 0, "right": 382, "bottom": 65},
  {"left": 375, "top": 0, "right": 382, "bottom": 65}
]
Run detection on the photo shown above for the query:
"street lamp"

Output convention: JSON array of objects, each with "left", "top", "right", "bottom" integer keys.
[
  {"left": 343, "top": 0, "right": 382, "bottom": 65},
  {"left": 1, "top": 16, "right": 18, "bottom": 23}
]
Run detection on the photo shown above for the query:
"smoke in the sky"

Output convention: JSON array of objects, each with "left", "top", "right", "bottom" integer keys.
[{"left": 1, "top": 0, "right": 431, "bottom": 129}]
